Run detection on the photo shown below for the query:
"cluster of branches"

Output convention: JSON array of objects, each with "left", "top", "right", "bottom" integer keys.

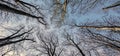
[
  {"left": 32, "top": 31, "right": 86, "bottom": 56},
  {"left": 0, "top": 26, "right": 36, "bottom": 56},
  {"left": 0, "top": 0, "right": 46, "bottom": 25},
  {"left": 0, "top": 27, "right": 35, "bottom": 47},
  {"left": 33, "top": 31, "right": 64, "bottom": 56},
  {"left": 73, "top": 16, "right": 120, "bottom": 55},
  {"left": 64, "top": 32, "right": 85, "bottom": 56}
]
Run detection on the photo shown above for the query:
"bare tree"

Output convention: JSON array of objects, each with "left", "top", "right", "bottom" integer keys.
[
  {"left": 63, "top": 32, "right": 85, "bottom": 56},
  {"left": 34, "top": 31, "right": 64, "bottom": 56},
  {"left": 0, "top": 0, "right": 119, "bottom": 56}
]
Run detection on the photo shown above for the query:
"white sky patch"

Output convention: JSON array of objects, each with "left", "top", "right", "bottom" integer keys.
[
  {"left": 4, "top": 51, "right": 26, "bottom": 56},
  {"left": 0, "top": 22, "right": 14, "bottom": 38}
]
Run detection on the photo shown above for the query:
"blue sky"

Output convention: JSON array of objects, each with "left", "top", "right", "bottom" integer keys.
[{"left": 63, "top": 0, "right": 120, "bottom": 25}]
